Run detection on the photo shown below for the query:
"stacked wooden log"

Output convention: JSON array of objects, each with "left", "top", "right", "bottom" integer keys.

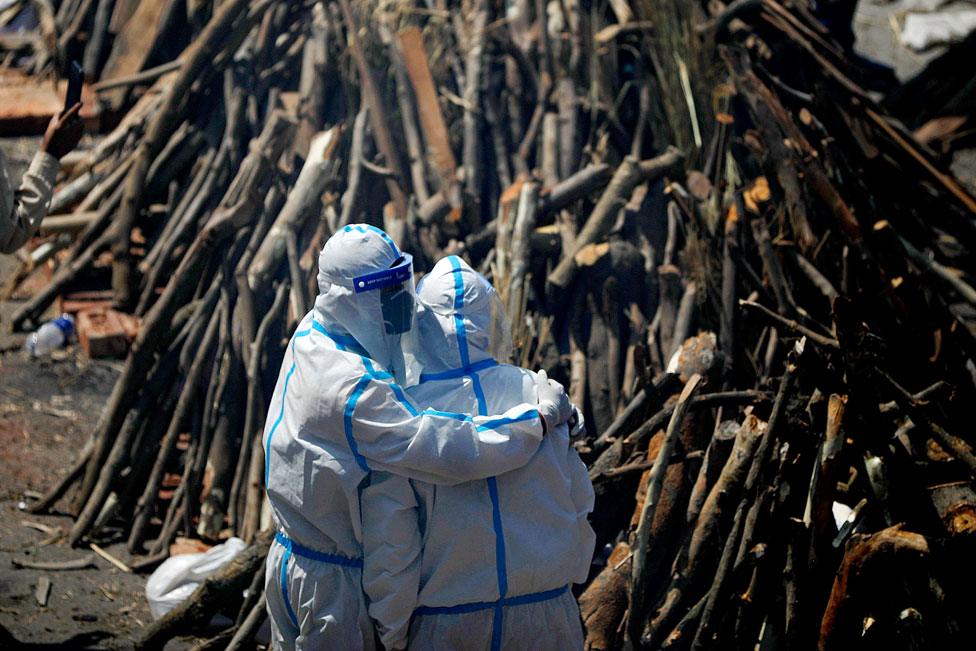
[
  {"left": 9, "top": 0, "right": 976, "bottom": 647},
  {"left": 1, "top": 0, "right": 195, "bottom": 98}
]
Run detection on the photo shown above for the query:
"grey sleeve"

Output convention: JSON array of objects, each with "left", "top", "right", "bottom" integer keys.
[
  {"left": 362, "top": 471, "right": 423, "bottom": 650},
  {"left": 1, "top": 151, "right": 59, "bottom": 253}
]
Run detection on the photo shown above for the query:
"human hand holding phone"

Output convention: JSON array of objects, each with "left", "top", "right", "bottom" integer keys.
[
  {"left": 41, "top": 62, "right": 85, "bottom": 160},
  {"left": 65, "top": 60, "right": 83, "bottom": 111}
]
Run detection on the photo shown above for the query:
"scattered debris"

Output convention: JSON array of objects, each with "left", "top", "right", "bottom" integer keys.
[
  {"left": 34, "top": 576, "right": 51, "bottom": 607},
  {"left": 10, "top": 555, "right": 95, "bottom": 571},
  {"left": 89, "top": 543, "right": 131, "bottom": 574}
]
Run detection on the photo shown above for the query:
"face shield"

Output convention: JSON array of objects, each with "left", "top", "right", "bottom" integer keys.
[{"left": 353, "top": 253, "right": 417, "bottom": 335}]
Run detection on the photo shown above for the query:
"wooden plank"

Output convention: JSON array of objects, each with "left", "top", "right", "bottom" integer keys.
[
  {"left": 398, "top": 27, "right": 457, "bottom": 191},
  {"left": 100, "top": 0, "right": 171, "bottom": 106}
]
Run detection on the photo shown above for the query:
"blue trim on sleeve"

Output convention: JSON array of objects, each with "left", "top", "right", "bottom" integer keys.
[
  {"left": 343, "top": 376, "right": 374, "bottom": 473},
  {"left": 422, "top": 408, "right": 473, "bottom": 422},
  {"left": 264, "top": 328, "right": 312, "bottom": 486},
  {"left": 419, "top": 358, "right": 499, "bottom": 382},
  {"left": 476, "top": 409, "right": 540, "bottom": 433}
]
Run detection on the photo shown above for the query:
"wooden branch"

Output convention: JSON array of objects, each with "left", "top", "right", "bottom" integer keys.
[
  {"left": 90, "top": 60, "right": 183, "bottom": 92},
  {"left": 691, "top": 344, "right": 802, "bottom": 650},
  {"left": 548, "top": 148, "right": 684, "bottom": 289},
  {"left": 631, "top": 374, "right": 703, "bottom": 632},
  {"left": 10, "top": 555, "right": 96, "bottom": 571},
  {"left": 110, "top": 0, "right": 268, "bottom": 309},
  {"left": 249, "top": 127, "right": 340, "bottom": 294},
  {"left": 739, "top": 300, "right": 840, "bottom": 350},
  {"left": 137, "top": 529, "right": 274, "bottom": 649},
  {"left": 72, "top": 112, "right": 294, "bottom": 546},
  {"left": 336, "top": 0, "right": 408, "bottom": 218},
  {"left": 398, "top": 26, "right": 458, "bottom": 196},
  {"left": 579, "top": 542, "right": 631, "bottom": 650}
]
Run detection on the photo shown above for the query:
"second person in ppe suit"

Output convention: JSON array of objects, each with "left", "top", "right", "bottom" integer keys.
[
  {"left": 263, "top": 226, "right": 573, "bottom": 650},
  {"left": 362, "top": 256, "right": 597, "bottom": 650}
]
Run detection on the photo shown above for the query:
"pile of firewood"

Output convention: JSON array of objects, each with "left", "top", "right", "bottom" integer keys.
[
  {"left": 1, "top": 0, "right": 197, "bottom": 99},
  {"left": 7, "top": 0, "right": 976, "bottom": 647}
]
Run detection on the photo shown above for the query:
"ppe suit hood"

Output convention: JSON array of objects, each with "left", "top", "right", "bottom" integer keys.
[
  {"left": 315, "top": 224, "right": 411, "bottom": 376},
  {"left": 413, "top": 256, "right": 513, "bottom": 374}
]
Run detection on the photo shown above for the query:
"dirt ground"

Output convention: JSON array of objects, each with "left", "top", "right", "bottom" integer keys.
[
  {"left": 0, "top": 144, "right": 197, "bottom": 649},
  {"left": 0, "top": 329, "right": 157, "bottom": 649}
]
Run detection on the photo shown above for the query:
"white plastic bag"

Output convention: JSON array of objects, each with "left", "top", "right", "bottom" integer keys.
[{"left": 145, "top": 537, "right": 248, "bottom": 619}]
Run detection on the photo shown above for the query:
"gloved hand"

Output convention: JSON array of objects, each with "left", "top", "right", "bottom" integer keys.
[
  {"left": 536, "top": 369, "right": 573, "bottom": 434},
  {"left": 568, "top": 404, "right": 586, "bottom": 441}
]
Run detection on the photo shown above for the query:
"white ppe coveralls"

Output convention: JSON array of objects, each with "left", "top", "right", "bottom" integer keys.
[
  {"left": 263, "top": 226, "right": 552, "bottom": 650},
  {"left": 1, "top": 149, "right": 59, "bottom": 253},
  {"left": 362, "top": 256, "right": 597, "bottom": 651}
]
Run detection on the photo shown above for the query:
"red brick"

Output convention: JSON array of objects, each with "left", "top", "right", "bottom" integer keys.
[{"left": 76, "top": 307, "right": 138, "bottom": 358}]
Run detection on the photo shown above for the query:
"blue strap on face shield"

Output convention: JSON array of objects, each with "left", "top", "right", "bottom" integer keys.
[
  {"left": 352, "top": 254, "right": 415, "bottom": 335},
  {"left": 352, "top": 255, "right": 413, "bottom": 293}
]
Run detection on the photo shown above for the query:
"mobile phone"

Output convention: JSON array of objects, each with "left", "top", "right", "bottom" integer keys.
[{"left": 65, "top": 61, "right": 83, "bottom": 111}]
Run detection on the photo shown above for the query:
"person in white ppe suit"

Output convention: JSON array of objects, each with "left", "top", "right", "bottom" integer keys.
[
  {"left": 263, "top": 225, "right": 573, "bottom": 650},
  {"left": 362, "top": 255, "right": 597, "bottom": 651}
]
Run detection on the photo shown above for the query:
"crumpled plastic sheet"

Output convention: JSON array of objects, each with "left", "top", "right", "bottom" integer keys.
[{"left": 901, "top": 5, "right": 976, "bottom": 50}]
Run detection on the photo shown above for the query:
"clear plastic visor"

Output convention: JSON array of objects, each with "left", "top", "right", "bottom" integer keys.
[{"left": 352, "top": 253, "right": 417, "bottom": 335}]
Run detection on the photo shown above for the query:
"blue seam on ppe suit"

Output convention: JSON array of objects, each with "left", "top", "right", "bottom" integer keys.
[
  {"left": 264, "top": 328, "right": 312, "bottom": 486},
  {"left": 414, "top": 585, "right": 569, "bottom": 616},
  {"left": 280, "top": 544, "right": 299, "bottom": 629},
  {"left": 275, "top": 531, "right": 364, "bottom": 632},
  {"left": 412, "top": 258, "right": 562, "bottom": 642},
  {"left": 343, "top": 224, "right": 400, "bottom": 259},
  {"left": 276, "top": 531, "right": 363, "bottom": 567},
  {"left": 449, "top": 255, "right": 508, "bottom": 649}
]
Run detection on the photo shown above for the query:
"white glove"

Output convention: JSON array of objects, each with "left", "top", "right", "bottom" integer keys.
[
  {"left": 536, "top": 369, "right": 573, "bottom": 433},
  {"left": 568, "top": 404, "right": 585, "bottom": 440}
]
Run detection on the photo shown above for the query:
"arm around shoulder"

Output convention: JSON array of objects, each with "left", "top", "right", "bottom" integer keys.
[{"left": 349, "top": 377, "right": 545, "bottom": 485}]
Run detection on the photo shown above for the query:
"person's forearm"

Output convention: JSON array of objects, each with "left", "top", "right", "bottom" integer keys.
[
  {"left": 361, "top": 405, "right": 544, "bottom": 484},
  {"left": 351, "top": 378, "right": 545, "bottom": 485},
  {"left": 1, "top": 152, "right": 59, "bottom": 253},
  {"left": 362, "top": 473, "right": 421, "bottom": 651}
]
